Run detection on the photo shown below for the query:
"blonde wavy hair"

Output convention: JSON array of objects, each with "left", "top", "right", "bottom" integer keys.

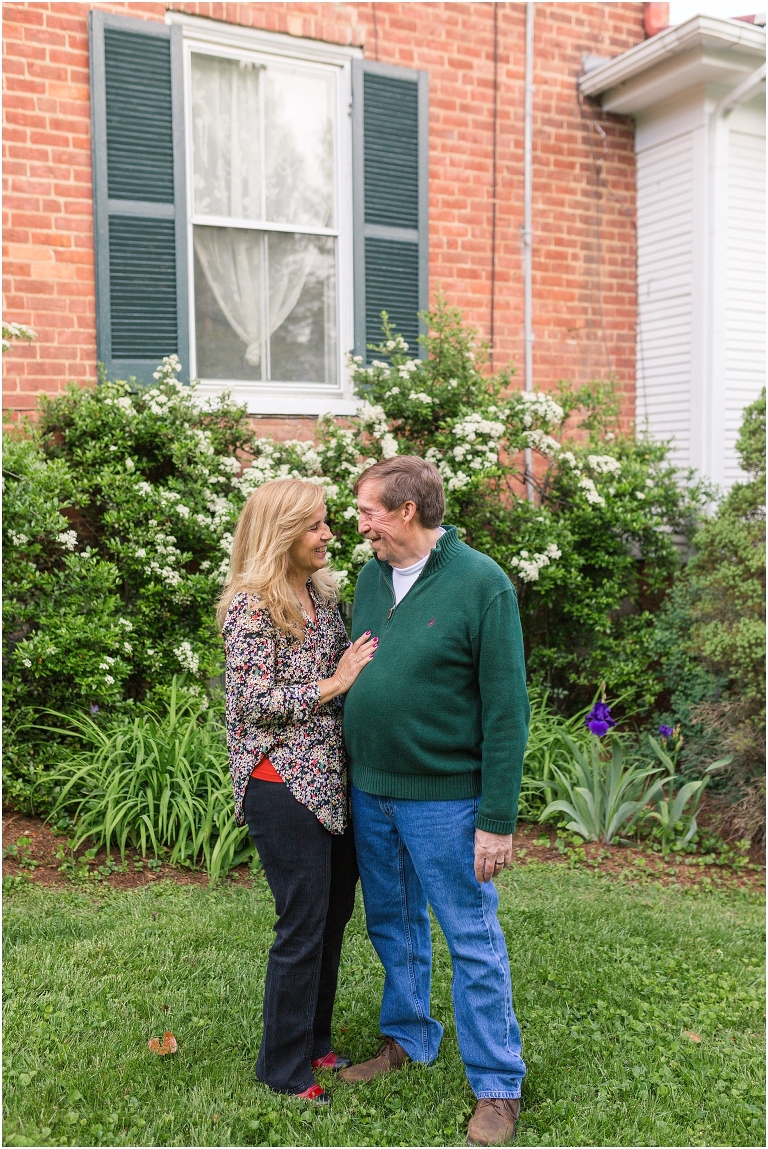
[{"left": 216, "top": 478, "right": 338, "bottom": 637}]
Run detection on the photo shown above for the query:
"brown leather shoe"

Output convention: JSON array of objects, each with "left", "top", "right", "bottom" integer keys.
[
  {"left": 466, "top": 1098, "right": 520, "bottom": 1146},
  {"left": 337, "top": 1035, "right": 410, "bottom": 1083}
]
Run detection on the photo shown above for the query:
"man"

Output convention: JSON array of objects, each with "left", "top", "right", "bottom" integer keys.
[{"left": 341, "top": 456, "right": 530, "bottom": 1147}]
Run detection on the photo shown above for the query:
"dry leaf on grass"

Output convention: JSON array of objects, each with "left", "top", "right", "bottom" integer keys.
[
  {"left": 682, "top": 1030, "right": 701, "bottom": 1043},
  {"left": 148, "top": 1031, "right": 178, "bottom": 1055}
]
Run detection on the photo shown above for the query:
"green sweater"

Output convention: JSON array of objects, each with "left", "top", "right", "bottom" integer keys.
[{"left": 343, "top": 526, "right": 530, "bottom": 834}]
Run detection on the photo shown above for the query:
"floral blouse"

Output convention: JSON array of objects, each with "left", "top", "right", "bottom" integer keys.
[{"left": 223, "top": 587, "right": 351, "bottom": 834}]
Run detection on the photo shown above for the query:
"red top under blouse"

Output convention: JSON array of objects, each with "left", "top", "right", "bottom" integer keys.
[{"left": 251, "top": 756, "right": 283, "bottom": 783}]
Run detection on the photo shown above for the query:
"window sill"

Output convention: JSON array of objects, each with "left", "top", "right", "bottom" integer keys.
[{"left": 194, "top": 381, "right": 360, "bottom": 417}]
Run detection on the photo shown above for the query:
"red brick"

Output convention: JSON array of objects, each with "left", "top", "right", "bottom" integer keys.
[{"left": 3, "top": 0, "right": 641, "bottom": 422}]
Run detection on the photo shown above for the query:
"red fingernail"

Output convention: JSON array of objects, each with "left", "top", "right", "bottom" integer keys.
[
  {"left": 365, "top": 630, "right": 371, "bottom": 635},
  {"left": 369, "top": 653, "right": 375, "bottom": 659}
]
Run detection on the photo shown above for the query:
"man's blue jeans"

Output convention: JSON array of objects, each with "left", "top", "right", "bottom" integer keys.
[{"left": 351, "top": 785, "right": 526, "bottom": 1099}]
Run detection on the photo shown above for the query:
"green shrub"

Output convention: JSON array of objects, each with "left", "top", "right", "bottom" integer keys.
[
  {"left": 328, "top": 303, "right": 709, "bottom": 709},
  {"left": 3, "top": 302, "right": 710, "bottom": 828},
  {"left": 40, "top": 680, "right": 251, "bottom": 879},
  {"left": 653, "top": 390, "right": 765, "bottom": 839}
]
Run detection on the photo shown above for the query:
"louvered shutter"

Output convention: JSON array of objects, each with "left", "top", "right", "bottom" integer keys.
[
  {"left": 90, "top": 12, "right": 188, "bottom": 383},
  {"left": 352, "top": 61, "right": 428, "bottom": 362}
]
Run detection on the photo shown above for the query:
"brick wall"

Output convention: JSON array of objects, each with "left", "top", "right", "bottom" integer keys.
[{"left": 2, "top": 1, "right": 644, "bottom": 434}]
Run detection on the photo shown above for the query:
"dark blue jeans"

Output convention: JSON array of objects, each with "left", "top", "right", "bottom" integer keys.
[
  {"left": 351, "top": 785, "right": 526, "bottom": 1099},
  {"left": 243, "top": 778, "right": 358, "bottom": 1094}
]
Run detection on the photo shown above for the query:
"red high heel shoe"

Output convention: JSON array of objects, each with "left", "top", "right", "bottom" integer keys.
[
  {"left": 311, "top": 1051, "right": 353, "bottom": 1072},
  {"left": 293, "top": 1083, "right": 329, "bottom": 1104}
]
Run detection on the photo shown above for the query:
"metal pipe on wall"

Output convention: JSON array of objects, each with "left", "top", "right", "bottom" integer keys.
[{"left": 523, "top": 1, "right": 534, "bottom": 500}]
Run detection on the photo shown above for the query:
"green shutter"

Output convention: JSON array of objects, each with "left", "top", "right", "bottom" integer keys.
[
  {"left": 104, "top": 28, "right": 175, "bottom": 202},
  {"left": 364, "top": 73, "right": 419, "bottom": 229},
  {"left": 90, "top": 12, "right": 188, "bottom": 383},
  {"left": 353, "top": 61, "right": 428, "bottom": 363},
  {"left": 364, "top": 236, "right": 420, "bottom": 353}
]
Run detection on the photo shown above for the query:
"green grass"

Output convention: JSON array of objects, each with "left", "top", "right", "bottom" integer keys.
[{"left": 2, "top": 867, "right": 764, "bottom": 1147}]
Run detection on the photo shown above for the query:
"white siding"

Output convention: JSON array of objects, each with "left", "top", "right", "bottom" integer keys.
[
  {"left": 636, "top": 131, "right": 695, "bottom": 468},
  {"left": 725, "top": 128, "right": 766, "bottom": 487}
]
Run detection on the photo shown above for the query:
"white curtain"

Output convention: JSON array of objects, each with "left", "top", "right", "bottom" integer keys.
[
  {"left": 191, "top": 53, "right": 262, "bottom": 220},
  {"left": 190, "top": 52, "right": 334, "bottom": 373},
  {"left": 194, "top": 229, "right": 315, "bottom": 367}
]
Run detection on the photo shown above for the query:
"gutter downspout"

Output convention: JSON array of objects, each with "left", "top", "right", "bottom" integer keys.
[
  {"left": 523, "top": 1, "right": 534, "bottom": 501},
  {"left": 705, "top": 61, "right": 766, "bottom": 487}
]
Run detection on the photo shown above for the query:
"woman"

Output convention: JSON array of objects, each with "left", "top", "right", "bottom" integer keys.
[{"left": 218, "top": 478, "right": 376, "bottom": 1103}]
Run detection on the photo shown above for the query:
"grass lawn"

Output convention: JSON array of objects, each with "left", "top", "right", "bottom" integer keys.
[{"left": 2, "top": 865, "right": 764, "bottom": 1148}]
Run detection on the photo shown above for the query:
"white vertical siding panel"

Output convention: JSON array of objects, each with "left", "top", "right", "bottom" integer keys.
[
  {"left": 636, "top": 131, "right": 694, "bottom": 469},
  {"left": 725, "top": 129, "right": 766, "bottom": 487}
]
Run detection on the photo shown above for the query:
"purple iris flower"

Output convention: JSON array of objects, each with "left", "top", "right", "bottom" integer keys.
[
  {"left": 90, "top": 704, "right": 100, "bottom": 715},
  {"left": 585, "top": 701, "right": 616, "bottom": 737},
  {"left": 658, "top": 724, "right": 674, "bottom": 739}
]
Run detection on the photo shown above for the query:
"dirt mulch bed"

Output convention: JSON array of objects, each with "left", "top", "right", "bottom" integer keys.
[{"left": 3, "top": 809, "right": 764, "bottom": 895}]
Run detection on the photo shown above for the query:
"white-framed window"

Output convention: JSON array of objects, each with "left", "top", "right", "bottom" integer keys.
[
  {"left": 180, "top": 21, "right": 356, "bottom": 414},
  {"left": 89, "top": 11, "right": 427, "bottom": 416}
]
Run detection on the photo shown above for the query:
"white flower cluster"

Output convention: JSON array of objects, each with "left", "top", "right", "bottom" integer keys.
[
  {"left": 57, "top": 529, "right": 78, "bottom": 551},
  {"left": 305, "top": 474, "right": 340, "bottom": 500},
  {"left": 351, "top": 540, "right": 375, "bottom": 565},
  {"left": 587, "top": 454, "right": 622, "bottom": 475},
  {"left": 510, "top": 543, "right": 562, "bottom": 582},
  {"left": 2, "top": 321, "right": 37, "bottom": 352},
  {"left": 232, "top": 441, "right": 280, "bottom": 496},
  {"left": 192, "top": 429, "right": 215, "bottom": 456},
  {"left": 205, "top": 495, "right": 232, "bottom": 530},
  {"left": 174, "top": 640, "right": 200, "bottom": 675},
  {"left": 218, "top": 455, "right": 241, "bottom": 476},
  {"left": 408, "top": 391, "right": 432, "bottom": 404},
  {"left": 557, "top": 450, "right": 624, "bottom": 506},
  {"left": 358, "top": 403, "right": 389, "bottom": 439},
  {"left": 9, "top": 531, "right": 29, "bottom": 546},
  {"left": 142, "top": 529, "right": 184, "bottom": 587},
  {"left": 398, "top": 359, "right": 421, "bottom": 380},
  {"left": 144, "top": 389, "right": 173, "bottom": 417},
  {"left": 579, "top": 476, "right": 605, "bottom": 506},
  {"left": 104, "top": 395, "right": 135, "bottom": 415},
  {"left": 152, "top": 354, "right": 184, "bottom": 387},
  {"left": 381, "top": 433, "right": 399, "bottom": 459},
  {"left": 426, "top": 411, "right": 504, "bottom": 492},
  {"left": 158, "top": 489, "right": 191, "bottom": 519},
  {"left": 525, "top": 429, "right": 561, "bottom": 458},
  {"left": 329, "top": 568, "right": 349, "bottom": 591},
  {"left": 288, "top": 439, "right": 324, "bottom": 474},
  {"left": 513, "top": 390, "right": 565, "bottom": 428}
]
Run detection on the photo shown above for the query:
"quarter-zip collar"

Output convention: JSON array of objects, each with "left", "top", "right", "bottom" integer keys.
[{"left": 375, "top": 524, "right": 462, "bottom": 601}]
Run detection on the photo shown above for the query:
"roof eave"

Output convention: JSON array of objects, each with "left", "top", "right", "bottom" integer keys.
[{"left": 579, "top": 13, "right": 766, "bottom": 103}]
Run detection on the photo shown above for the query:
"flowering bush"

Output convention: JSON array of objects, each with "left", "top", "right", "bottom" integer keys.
[
  {"left": 4, "top": 301, "right": 711, "bottom": 817},
  {"left": 4, "top": 357, "right": 252, "bottom": 718},
  {"left": 332, "top": 304, "right": 709, "bottom": 708}
]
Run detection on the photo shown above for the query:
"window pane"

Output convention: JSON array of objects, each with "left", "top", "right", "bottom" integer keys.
[
  {"left": 269, "top": 232, "right": 337, "bottom": 384},
  {"left": 193, "top": 226, "right": 336, "bottom": 385},
  {"left": 264, "top": 68, "right": 334, "bottom": 228},
  {"left": 191, "top": 53, "right": 262, "bottom": 220}
]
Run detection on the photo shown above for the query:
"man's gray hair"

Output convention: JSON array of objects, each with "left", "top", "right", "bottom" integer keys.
[{"left": 353, "top": 455, "right": 446, "bottom": 530}]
